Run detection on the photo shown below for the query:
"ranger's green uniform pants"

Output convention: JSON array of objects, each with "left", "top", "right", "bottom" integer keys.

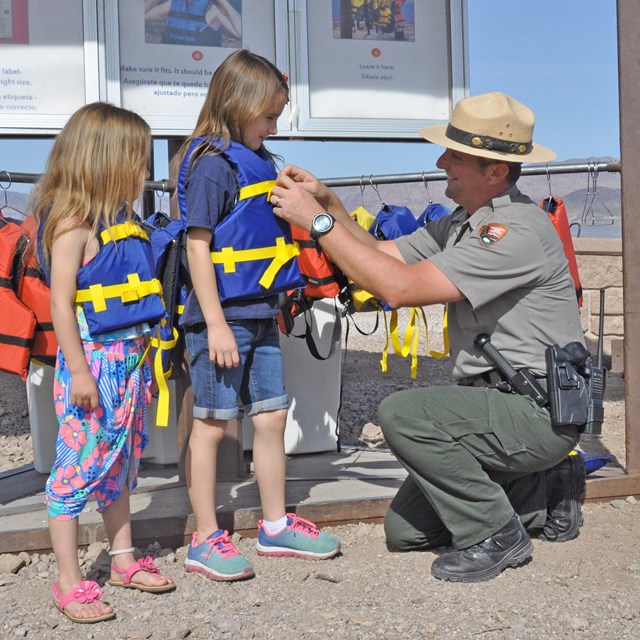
[{"left": 379, "top": 386, "right": 579, "bottom": 550}]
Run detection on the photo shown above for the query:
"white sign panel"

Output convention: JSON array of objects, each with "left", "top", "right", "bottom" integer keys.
[
  {"left": 293, "top": 0, "right": 466, "bottom": 137},
  {"left": 0, "top": 0, "right": 468, "bottom": 139},
  {"left": 113, "top": 0, "right": 288, "bottom": 136},
  {"left": 0, "top": 0, "right": 99, "bottom": 133}
]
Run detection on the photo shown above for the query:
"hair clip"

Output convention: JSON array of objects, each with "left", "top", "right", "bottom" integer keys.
[{"left": 281, "top": 71, "right": 289, "bottom": 83}]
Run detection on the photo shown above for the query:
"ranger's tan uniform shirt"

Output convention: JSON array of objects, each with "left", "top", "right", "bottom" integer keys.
[{"left": 395, "top": 185, "right": 584, "bottom": 379}]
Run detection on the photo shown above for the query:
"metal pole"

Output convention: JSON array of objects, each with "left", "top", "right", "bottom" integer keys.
[{"left": 1, "top": 159, "right": 621, "bottom": 193}]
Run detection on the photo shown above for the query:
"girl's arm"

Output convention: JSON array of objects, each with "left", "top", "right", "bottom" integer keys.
[
  {"left": 49, "top": 226, "right": 100, "bottom": 410},
  {"left": 187, "top": 227, "right": 240, "bottom": 368}
]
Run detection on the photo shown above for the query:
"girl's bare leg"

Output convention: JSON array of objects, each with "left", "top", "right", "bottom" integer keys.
[
  {"left": 251, "top": 409, "right": 288, "bottom": 521},
  {"left": 186, "top": 417, "right": 227, "bottom": 543}
]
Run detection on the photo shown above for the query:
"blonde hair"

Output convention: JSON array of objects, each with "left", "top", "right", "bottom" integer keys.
[
  {"left": 173, "top": 49, "right": 288, "bottom": 176},
  {"left": 32, "top": 102, "right": 151, "bottom": 268}
]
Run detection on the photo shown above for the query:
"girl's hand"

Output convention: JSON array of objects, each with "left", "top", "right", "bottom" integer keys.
[
  {"left": 208, "top": 322, "right": 240, "bottom": 368},
  {"left": 70, "top": 369, "right": 100, "bottom": 411}
]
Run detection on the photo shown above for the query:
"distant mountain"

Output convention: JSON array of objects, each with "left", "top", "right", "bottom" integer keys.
[{"left": 331, "top": 166, "right": 621, "bottom": 238}]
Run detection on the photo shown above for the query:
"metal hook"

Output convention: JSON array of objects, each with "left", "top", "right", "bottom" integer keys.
[
  {"left": 155, "top": 179, "right": 169, "bottom": 213},
  {"left": 581, "top": 162, "right": 594, "bottom": 224},
  {"left": 421, "top": 171, "right": 432, "bottom": 204},
  {"left": 569, "top": 221, "right": 582, "bottom": 238},
  {"left": 0, "top": 170, "right": 23, "bottom": 216},
  {"left": 541, "top": 164, "right": 554, "bottom": 213},
  {"left": 359, "top": 175, "right": 366, "bottom": 206},
  {"left": 581, "top": 162, "right": 614, "bottom": 226},
  {"left": 0, "top": 170, "right": 12, "bottom": 191},
  {"left": 0, "top": 171, "right": 11, "bottom": 210},
  {"left": 368, "top": 174, "right": 384, "bottom": 206}
]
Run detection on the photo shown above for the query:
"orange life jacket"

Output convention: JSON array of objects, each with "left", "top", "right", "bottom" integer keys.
[
  {"left": 541, "top": 196, "right": 583, "bottom": 307},
  {"left": 290, "top": 225, "right": 347, "bottom": 300},
  {"left": 18, "top": 215, "right": 57, "bottom": 364},
  {"left": 0, "top": 215, "right": 37, "bottom": 379}
]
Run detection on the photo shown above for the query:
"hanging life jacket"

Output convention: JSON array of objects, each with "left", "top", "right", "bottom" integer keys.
[
  {"left": 0, "top": 215, "right": 37, "bottom": 380},
  {"left": 275, "top": 224, "right": 349, "bottom": 349},
  {"left": 416, "top": 202, "right": 452, "bottom": 227},
  {"left": 541, "top": 196, "right": 583, "bottom": 307},
  {"left": 347, "top": 203, "right": 449, "bottom": 379},
  {"left": 177, "top": 137, "right": 303, "bottom": 303},
  {"left": 17, "top": 215, "right": 57, "bottom": 365}
]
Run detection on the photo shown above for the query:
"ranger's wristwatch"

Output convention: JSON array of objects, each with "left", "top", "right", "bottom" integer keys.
[{"left": 310, "top": 212, "right": 335, "bottom": 244}]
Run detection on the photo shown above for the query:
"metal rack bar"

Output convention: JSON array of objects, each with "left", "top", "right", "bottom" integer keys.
[{"left": 1, "top": 160, "right": 621, "bottom": 193}]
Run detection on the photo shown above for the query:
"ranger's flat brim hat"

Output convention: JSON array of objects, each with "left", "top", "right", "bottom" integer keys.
[{"left": 419, "top": 92, "right": 556, "bottom": 163}]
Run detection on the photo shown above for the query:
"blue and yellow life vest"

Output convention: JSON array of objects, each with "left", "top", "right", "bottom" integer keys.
[
  {"left": 178, "top": 137, "right": 303, "bottom": 303},
  {"left": 74, "top": 218, "right": 166, "bottom": 336}
]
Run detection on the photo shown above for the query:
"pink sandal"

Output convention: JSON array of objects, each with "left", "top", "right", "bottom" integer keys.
[
  {"left": 52, "top": 580, "right": 115, "bottom": 624},
  {"left": 108, "top": 550, "right": 175, "bottom": 593}
]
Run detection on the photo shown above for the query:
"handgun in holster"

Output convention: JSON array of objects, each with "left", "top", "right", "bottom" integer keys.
[
  {"left": 545, "top": 342, "right": 590, "bottom": 427},
  {"left": 474, "top": 334, "right": 548, "bottom": 407}
]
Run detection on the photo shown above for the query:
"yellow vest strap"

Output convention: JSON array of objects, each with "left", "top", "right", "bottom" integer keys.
[
  {"left": 238, "top": 180, "right": 276, "bottom": 201},
  {"left": 100, "top": 221, "right": 149, "bottom": 245},
  {"left": 389, "top": 307, "right": 422, "bottom": 380},
  {"left": 379, "top": 310, "right": 390, "bottom": 373},
  {"left": 150, "top": 324, "right": 179, "bottom": 428},
  {"left": 211, "top": 237, "right": 300, "bottom": 290},
  {"left": 427, "top": 306, "right": 449, "bottom": 359},
  {"left": 75, "top": 274, "right": 163, "bottom": 312}
]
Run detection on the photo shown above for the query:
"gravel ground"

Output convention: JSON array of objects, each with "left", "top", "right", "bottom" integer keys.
[{"left": 1, "top": 307, "right": 638, "bottom": 640}]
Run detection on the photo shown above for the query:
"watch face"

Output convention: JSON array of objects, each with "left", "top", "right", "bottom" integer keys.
[{"left": 314, "top": 213, "right": 333, "bottom": 233}]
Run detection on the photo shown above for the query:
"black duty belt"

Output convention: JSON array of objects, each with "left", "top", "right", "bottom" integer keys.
[{"left": 458, "top": 369, "right": 548, "bottom": 393}]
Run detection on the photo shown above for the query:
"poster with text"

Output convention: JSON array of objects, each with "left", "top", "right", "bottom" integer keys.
[
  {"left": 0, "top": 0, "right": 96, "bottom": 133},
  {"left": 295, "top": 0, "right": 465, "bottom": 138},
  {"left": 117, "top": 0, "right": 286, "bottom": 136}
]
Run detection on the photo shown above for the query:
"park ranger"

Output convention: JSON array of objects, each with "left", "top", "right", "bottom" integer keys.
[{"left": 270, "top": 91, "right": 587, "bottom": 583}]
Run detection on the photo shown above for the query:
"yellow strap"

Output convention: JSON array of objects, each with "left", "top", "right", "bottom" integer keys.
[
  {"left": 389, "top": 308, "right": 422, "bottom": 379},
  {"left": 258, "top": 238, "right": 300, "bottom": 288},
  {"left": 75, "top": 274, "right": 163, "bottom": 312},
  {"left": 150, "top": 324, "right": 179, "bottom": 428},
  {"left": 211, "top": 237, "right": 300, "bottom": 289},
  {"left": 426, "top": 306, "right": 450, "bottom": 359},
  {"left": 379, "top": 310, "right": 390, "bottom": 373},
  {"left": 100, "top": 221, "right": 149, "bottom": 245},
  {"left": 238, "top": 180, "right": 276, "bottom": 201},
  {"left": 390, "top": 308, "right": 417, "bottom": 358}
]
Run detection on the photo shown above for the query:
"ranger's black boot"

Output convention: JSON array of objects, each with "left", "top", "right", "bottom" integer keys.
[
  {"left": 539, "top": 452, "right": 586, "bottom": 542},
  {"left": 430, "top": 513, "right": 533, "bottom": 583}
]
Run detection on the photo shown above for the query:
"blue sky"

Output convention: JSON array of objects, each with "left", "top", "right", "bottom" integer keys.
[{"left": 0, "top": 1, "right": 619, "bottom": 189}]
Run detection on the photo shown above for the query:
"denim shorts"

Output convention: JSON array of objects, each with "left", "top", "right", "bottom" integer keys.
[{"left": 185, "top": 318, "right": 289, "bottom": 420}]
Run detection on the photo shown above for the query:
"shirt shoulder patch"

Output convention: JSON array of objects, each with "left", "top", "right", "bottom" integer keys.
[{"left": 477, "top": 223, "right": 508, "bottom": 246}]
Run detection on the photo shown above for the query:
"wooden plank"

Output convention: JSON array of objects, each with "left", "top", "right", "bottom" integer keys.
[
  {"left": 618, "top": 0, "right": 640, "bottom": 474},
  {"left": 586, "top": 471, "right": 640, "bottom": 501}
]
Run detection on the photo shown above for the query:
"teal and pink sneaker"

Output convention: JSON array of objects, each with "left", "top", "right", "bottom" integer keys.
[
  {"left": 184, "top": 530, "right": 255, "bottom": 581},
  {"left": 256, "top": 514, "right": 341, "bottom": 560}
]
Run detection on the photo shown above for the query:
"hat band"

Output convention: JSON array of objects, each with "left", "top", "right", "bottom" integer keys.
[{"left": 446, "top": 124, "right": 533, "bottom": 156}]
